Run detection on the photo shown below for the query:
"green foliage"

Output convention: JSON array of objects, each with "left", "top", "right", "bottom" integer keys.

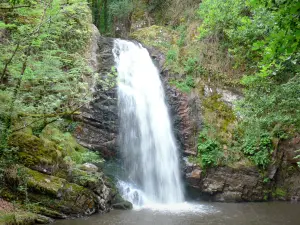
[
  {"left": 242, "top": 131, "right": 272, "bottom": 168},
  {"left": 166, "top": 48, "right": 179, "bottom": 62},
  {"left": 109, "top": 0, "right": 133, "bottom": 19},
  {"left": 0, "top": 147, "right": 19, "bottom": 190},
  {"left": 197, "top": 128, "right": 223, "bottom": 168},
  {"left": 146, "top": 0, "right": 166, "bottom": 12},
  {"left": 88, "top": 0, "right": 134, "bottom": 34},
  {"left": 198, "top": 0, "right": 300, "bottom": 168},
  {"left": 183, "top": 57, "right": 198, "bottom": 74},
  {"left": 176, "top": 25, "right": 186, "bottom": 47},
  {"left": 198, "top": 0, "right": 299, "bottom": 69},
  {"left": 238, "top": 73, "right": 300, "bottom": 132},
  {"left": 273, "top": 187, "right": 287, "bottom": 198},
  {"left": 66, "top": 150, "right": 103, "bottom": 165},
  {"left": 0, "top": 212, "right": 16, "bottom": 224},
  {"left": 0, "top": 0, "right": 94, "bottom": 152},
  {"left": 169, "top": 75, "right": 195, "bottom": 93}
]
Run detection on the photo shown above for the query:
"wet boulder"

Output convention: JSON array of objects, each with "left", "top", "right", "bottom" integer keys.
[{"left": 186, "top": 166, "right": 266, "bottom": 202}]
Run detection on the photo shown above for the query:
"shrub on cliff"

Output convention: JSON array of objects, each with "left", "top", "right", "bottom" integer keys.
[{"left": 198, "top": 0, "right": 300, "bottom": 167}]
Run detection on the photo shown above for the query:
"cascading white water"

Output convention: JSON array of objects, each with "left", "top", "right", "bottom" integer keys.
[{"left": 113, "top": 39, "right": 184, "bottom": 206}]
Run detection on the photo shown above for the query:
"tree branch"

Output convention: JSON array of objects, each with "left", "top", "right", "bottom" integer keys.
[
  {"left": 18, "top": 111, "right": 81, "bottom": 118},
  {"left": 0, "top": 43, "right": 20, "bottom": 82},
  {"left": 12, "top": 117, "right": 59, "bottom": 133},
  {"left": 0, "top": 5, "right": 31, "bottom": 10}
]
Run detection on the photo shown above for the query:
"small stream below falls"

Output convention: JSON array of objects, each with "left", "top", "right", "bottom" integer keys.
[{"left": 53, "top": 202, "right": 299, "bottom": 225}]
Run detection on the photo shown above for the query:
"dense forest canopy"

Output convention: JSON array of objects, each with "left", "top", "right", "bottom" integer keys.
[{"left": 0, "top": 0, "right": 95, "bottom": 156}]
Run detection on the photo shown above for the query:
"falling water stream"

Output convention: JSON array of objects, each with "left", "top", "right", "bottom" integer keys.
[{"left": 113, "top": 39, "right": 184, "bottom": 207}]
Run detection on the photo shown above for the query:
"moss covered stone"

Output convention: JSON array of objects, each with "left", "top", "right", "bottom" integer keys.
[
  {"left": 8, "top": 132, "right": 63, "bottom": 174},
  {"left": 21, "top": 167, "right": 100, "bottom": 216},
  {"left": 131, "top": 25, "right": 178, "bottom": 54},
  {"left": 40, "top": 125, "right": 87, "bottom": 156},
  {"left": 273, "top": 187, "right": 287, "bottom": 199},
  {"left": 0, "top": 210, "right": 52, "bottom": 225}
]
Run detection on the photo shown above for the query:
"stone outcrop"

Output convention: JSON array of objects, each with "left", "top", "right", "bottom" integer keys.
[
  {"left": 271, "top": 136, "right": 300, "bottom": 201},
  {"left": 185, "top": 161, "right": 266, "bottom": 202},
  {"left": 163, "top": 78, "right": 201, "bottom": 156},
  {"left": 75, "top": 26, "right": 119, "bottom": 159},
  {"left": 2, "top": 128, "right": 131, "bottom": 221}
]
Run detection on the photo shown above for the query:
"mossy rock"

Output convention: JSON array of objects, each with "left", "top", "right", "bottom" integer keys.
[
  {"left": 112, "top": 201, "right": 133, "bottom": 210},
  {"left": 104, "top": 176, "right": 132, "bottom": 210},
  {"left": 8, "top": 132, "right": 63, "bottom": 174},
  {"left": 0, "top": 210, "right": 52, "bottom": 225},
  {"left": 272, "top": 187, "right": 288, "bottom": 200},
  {"left": 23, "top": 167, "right": 100, "bottom": 216},
  {"left": 40, "top": 124, "right": 101, "bottom": 165},
  {"left": 131, "top": 25, "right": 178, "bottom": 54},
  {"left": 68, "top": 167, "right": 108, "bottom": 197},
  {"left": 28, "top": 206, "right": 67, "bottom": 219},
  {"left": 40, "top": 124, "right": 87, "bottom": 155}
]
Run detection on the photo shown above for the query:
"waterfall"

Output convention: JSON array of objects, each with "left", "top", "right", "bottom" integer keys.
[{"left": 113, "top": 39, "right": 184, "bottom": 206}]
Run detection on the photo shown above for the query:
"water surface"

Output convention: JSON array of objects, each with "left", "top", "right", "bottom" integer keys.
[{"left": 53, "top": 202, "right": 299, "bottom": 225}]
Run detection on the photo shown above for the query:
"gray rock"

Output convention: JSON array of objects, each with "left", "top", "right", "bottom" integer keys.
[
  {"left": 186, "top": 166, "right": 267, "bottom": 202},
  {"left": 80, "top": 163, "right": 99, "bottom": 172},
  {"left": 75, "top": 35, "right": 119, "bottom": 159},
  {"left": 112, "top": 201, "right": 133, "bottom": 210},
  {"left": 35, "top": 214, "right": 54, "bottom": 224}
]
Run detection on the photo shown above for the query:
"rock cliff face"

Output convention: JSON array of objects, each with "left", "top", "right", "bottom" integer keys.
[
  {"left": 272, "top": 136, "right": 300, "bottom": 201},
  {"left": 75, "top": 26, "right": 118, "bottom": 159},
  {"left": 184, "top": 162, "right": 266, "bottom": 202},
  {"left": 183, "top": 136, "right": 300, "bottom": 202}
]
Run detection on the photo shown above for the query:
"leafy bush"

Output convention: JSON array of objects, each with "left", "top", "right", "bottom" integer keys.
[
  {"left": 109, "top": 0, "right": 134, "bottom": 19},
  {"left": 238, "top": 72, "right": 300, "bottom": 132},
  {"left": 198, "top": 0, "right": 299, "bottom": 69},
  {"left": 242, "top": 132, "right": 272, "bottom": 168},
  {"left": 169, "top": 75, "right": 195, "bottom": 93},
  {"left": 166, "top": 48, "right": 179, "bottom": 62},
  {"left": 183, "top": 57, "right": 198, "bottom": 74},
  {"left": 176, "top": 25, "right": 186, "bottom": 47},
  {"left": 198, "top": 0, "right": 300, "bottom": 169},
  {"left": 197, "top": 130, "right": 223, "bottom": 168},
  {"left": 66, "top": 150, "right": 103, "bottom": 165}
]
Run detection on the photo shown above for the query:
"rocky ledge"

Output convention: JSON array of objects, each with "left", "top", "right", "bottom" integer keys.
[{"left": 1, "top": 124, "right": 132, "bottom": 224}]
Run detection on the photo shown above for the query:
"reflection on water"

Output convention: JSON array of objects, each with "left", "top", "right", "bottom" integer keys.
[{"left": 53, "top": 202, "right": 299, "bottom": 225}]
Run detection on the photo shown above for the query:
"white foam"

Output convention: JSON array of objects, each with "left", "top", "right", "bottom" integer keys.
[{"left": 135, "top": 202, "right": 217, "bottom": 214}]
